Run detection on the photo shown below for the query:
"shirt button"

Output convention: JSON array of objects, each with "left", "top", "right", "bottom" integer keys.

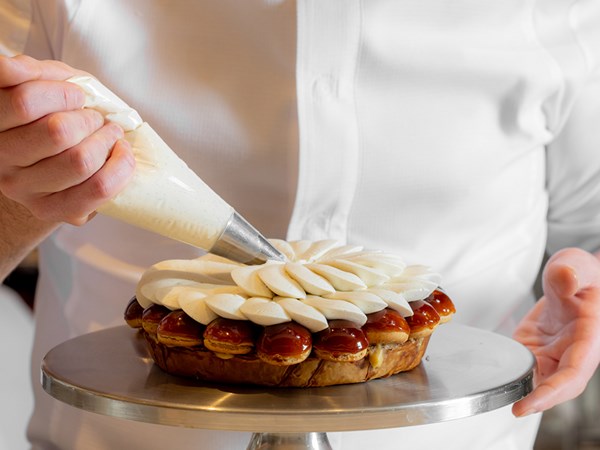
[{"left": 312, "top": 75, "right": 337, "bottom": 100}]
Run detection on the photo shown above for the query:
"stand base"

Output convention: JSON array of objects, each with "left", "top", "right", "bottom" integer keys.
[{"left": 247, "top": 432, "right": 332, "bottom": 450}]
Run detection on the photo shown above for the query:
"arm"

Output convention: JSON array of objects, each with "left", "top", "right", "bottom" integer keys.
[{"left": 0, "top": 192, "right": 57, "bottom": 282}]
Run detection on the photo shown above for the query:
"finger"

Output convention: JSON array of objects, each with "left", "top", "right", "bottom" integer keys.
[
  {"left": 544, "top": 248, "right": 600, "bottom": 298},
  {"left": 0, "top": 108, "right": 105, "bottom": 172},
  {"left": 30, "top": 139, "right": 135, "bottom": 225},
  {"left": 0, "top": 55, "right": 80, "bottom": 87},
  {"left": 513, "top": 354, "right": 595, "bottom": 416},
  {"left": 512, "top": 375, "right": 579, "bottom": 417},
  {"left": 512, "top": 299, "right": 544, "bottom": 343},
  {"left": 0, "top": 79, "right": 86, "bottom": 131},
  {"left": 7, "top": 122, "right": 124, "bottom": 195},
  {"left": 543, "top": 261, "right": 579, "bottom": 300},
  {"left": 542, "top": 249, "right": 600, "bottom": 326}
]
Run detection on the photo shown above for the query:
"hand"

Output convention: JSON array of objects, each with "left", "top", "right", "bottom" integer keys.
[
  {"left": 512, "top": 247, "right": 600, "bottom": 417},
  {"left": 0, "top": 55, "right": 134, "bottom": 225}
]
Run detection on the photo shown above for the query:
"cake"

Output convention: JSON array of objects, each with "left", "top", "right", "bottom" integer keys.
[{"left": 124, "top": 239, "right": 455, "bottom": 387}]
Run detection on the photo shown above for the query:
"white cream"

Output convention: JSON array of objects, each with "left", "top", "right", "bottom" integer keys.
[
  {"left": 136, "top": 240, "right": 442, "bottom": 332},
  {"left": 68, "top": 76, "right": 234, "bottom": 251},
  {"left": 284, "top": 262, "right": 335, "bottom": 296},
  {"left": 365, "top": 289, "right": 413, "bottom": 317},
  {"left": 323, "top": 291, "right": 388, "bottom": 314},
  {"left": 274, "top": 297, "right": 329, "bottom": 332},
  {"left": 322, "top": 259, "right": 390, "bottom": 286},
  {"left": 306, "top": 263, "right": 367, "bottom": 291},
  {"left": 204, "top": 293, "right": 248, "bottom": 320},
  {"left": 178, "top": 289, "right": 218, "bottom": 325},
  {"left": 384, "top": 279, "right": 440, "bottom": 301},
  {"left": 230, "top": 265, "right": 273, "bottom": 297},
  {"left": 239, "top": 297, "right": 291, "bottom": 326},
  {"left": 256, "top": 262, "right": 306, "bottom": 298},
  {"left": 304, "top": 295, "right": 368, "bottom": 326}
]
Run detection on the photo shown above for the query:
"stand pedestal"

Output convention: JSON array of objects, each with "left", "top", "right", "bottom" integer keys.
[
  {"left": 246, "top": 432, "right": 332, "bottom": 450},
  {"left": 42, "top": 324, "right": 534, "bottom": 449}
]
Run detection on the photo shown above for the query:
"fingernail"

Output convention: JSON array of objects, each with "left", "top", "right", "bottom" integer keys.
[
  {"left": 108, "top": 122, "right": 125, "bottom": 138},
  {"left": 120, "top": 140, "right": 135, "bottom": 166},
  {"left": 550, "top": 265, "right": 578, "bottom": 297}
]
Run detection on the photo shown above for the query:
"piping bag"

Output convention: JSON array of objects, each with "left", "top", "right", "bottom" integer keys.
[{"left": 67, "top": 76, "right": 285, "bottom": 265}]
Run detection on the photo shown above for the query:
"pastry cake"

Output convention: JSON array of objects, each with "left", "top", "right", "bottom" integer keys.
[{"left": 124, "top": 239, "right": 455, "bottom": 387}]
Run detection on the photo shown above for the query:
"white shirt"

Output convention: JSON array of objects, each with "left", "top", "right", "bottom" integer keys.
[{"left": 3, "top": 0, "right": 600, "bottom": 448}]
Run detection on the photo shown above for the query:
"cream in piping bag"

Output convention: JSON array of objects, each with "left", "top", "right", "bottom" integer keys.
[{"left": 67, "top": 75, "right": 284, "bottom": 264}]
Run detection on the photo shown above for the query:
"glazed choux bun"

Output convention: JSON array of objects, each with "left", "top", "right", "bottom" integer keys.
[
  {"left": 256, "top": 322, "right": 312, "bottom": 366},
  {"left": 203, "top": 318, "right": 257, "bottom": 355},
  {"left": 157, "top": 310, "right": 204, "bottom": 347}
]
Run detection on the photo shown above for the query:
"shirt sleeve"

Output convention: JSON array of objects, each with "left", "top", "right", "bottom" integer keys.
[
  {"left": 546, "top": 0, "right": 600, "bottom": 254},
  {"left": 0, "top": 0, "right": 32, "bottom": 56}
]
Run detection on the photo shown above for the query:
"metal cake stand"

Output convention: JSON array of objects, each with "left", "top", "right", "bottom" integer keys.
[{"left": 41, "top": 324, "right": 534, "bottom": 449}]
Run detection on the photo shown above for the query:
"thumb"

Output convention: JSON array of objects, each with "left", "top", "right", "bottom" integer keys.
[{"left": 542, "top": 248, "right": 600, "bottom": 302}]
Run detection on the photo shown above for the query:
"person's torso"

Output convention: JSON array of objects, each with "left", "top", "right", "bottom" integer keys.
[{"left": 32, "top": 0, "right": 588, "bottom": 328}]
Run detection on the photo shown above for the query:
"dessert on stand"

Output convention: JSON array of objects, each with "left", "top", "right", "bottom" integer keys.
[
  {"left": 126, "top": 239, "right": 456, "bottom": 388},
  {"left": 42, "top": 240, "right": 534, "bottom": 449}
]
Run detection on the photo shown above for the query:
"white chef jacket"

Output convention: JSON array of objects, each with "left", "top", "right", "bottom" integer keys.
[{"left": 2, "top": 0, "right": 600, "bottom": 449}]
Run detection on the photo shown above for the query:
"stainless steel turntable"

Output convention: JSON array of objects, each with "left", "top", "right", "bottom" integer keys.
[{"left": 41, "top": 323, "right": 534, "bottom": 449}]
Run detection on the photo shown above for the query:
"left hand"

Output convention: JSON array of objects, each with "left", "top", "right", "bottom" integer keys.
[{"left": 512, "top": 247, "right": 600, "bottom": 417}]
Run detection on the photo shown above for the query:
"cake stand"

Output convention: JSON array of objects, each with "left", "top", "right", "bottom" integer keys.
[{"left": 41, "top": 324, "right": 534, "bottom": 450}]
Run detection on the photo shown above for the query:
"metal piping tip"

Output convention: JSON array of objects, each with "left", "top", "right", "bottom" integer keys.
[{"left": 209, "top": 211, "right": 286, "bottom": 265}]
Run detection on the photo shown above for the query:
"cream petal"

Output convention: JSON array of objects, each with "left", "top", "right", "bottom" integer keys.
[
  {"left": 136, "top": 278, "right": 200, "bottom": 308},
  {"left": 284, "top": 262, "right": 335, "bottom": 295},
  {"left": 319, "top": 244, "right": 364, "bottom": 260},
  {"left": 303, "top": 295, "right": 367, "bottom": 326},
  {"left": 231, "top": 265, "right": 273, "bottom": 297},
  {"left": 296, "top": 239, "right": 341, "bottom": 262},
  {"left": 324, "top": 291, "right": 387, "bottom": 314},
  {"left": 275, "top": 297, "right": 329, "bottom": 332},
  {"left": 307, "top": 263, "right": 366, "bottom": 291},
  {"left": 257, "top": 263, "right": 306, "bottom": 298},
  {"left": 288, "top": 240, "right": 313, "bottom": 260},
  {"left": 382, "top": 280, "right": 438, "bottom": 301},
  {"left": 205, "top": 285, "right": 246, "bottom": 295},
  {"left": 204, "top": 294, "right": 248, "bottom": 320},
  {"left": 366, "top": 288, "right": 413, "bottom": 317},
  {"left": 179, "top": 289, "right": 218, "bottom": 325},
  {"left": 344, "top": 253, "right": 406, "bottom": 276},
  {"left": 154, "top": 285, "right": 188, "bottom": 310},
  {"left": 239, "top": 297, "right": 291, "bottom": 326},
  {"left": 322, "top": 259, "right": 390, "bottom": 287}
]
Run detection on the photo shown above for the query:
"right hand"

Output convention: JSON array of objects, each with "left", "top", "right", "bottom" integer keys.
[{"left": 0, "top": 55, "right": 135, "bottom": 225}]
